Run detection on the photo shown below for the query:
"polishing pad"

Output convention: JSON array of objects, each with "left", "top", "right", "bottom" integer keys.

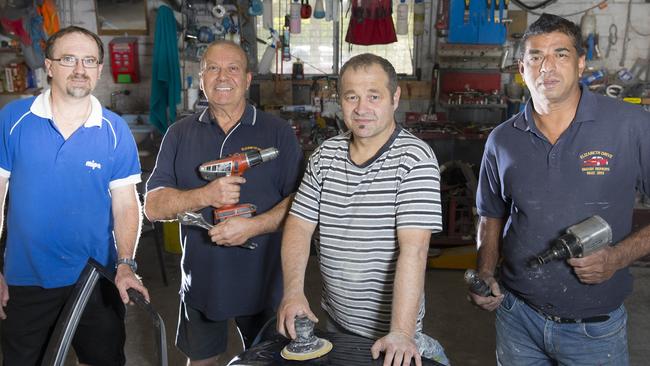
[{"left": 281, "top": 338, "right": 333, "bottom": 361}]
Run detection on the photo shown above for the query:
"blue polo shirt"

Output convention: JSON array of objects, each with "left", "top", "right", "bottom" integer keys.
[
  {"left": 477, "top": 88, "right": 650, "bottom": 319},
  {"left": 0, "top": 89, "right": 142, "bottom": 288},
  {"left": 146, "top": 104, "right": 303, "bottom": 320}
]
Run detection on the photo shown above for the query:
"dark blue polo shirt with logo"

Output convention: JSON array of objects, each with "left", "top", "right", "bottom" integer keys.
[
  {"left": 146, "top": 104, "right": 303, "bottom": 320},
  {"left": 477, "top": 88, "right": 650, "bottom": 319}
]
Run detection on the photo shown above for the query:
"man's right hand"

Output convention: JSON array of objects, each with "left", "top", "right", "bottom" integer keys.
[
  {"left": 200, "top": 176, "right": 246, "bottom": 208},
  {"left": 0, "top": 273, "right": 9, "bottom": 319},
  {"left": 468, "top": 275, "right": 503, "bottom": 311},
  {"left": 277, "top": 292, "right": 318, "bottom": 339}
]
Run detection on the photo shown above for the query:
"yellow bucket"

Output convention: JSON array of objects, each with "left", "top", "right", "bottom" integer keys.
[{"left": 162, "top": 221, "right": 182, "bottom": 254}]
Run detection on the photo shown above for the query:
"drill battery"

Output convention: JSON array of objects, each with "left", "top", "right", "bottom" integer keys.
[{"left": 214, "top": 203, "right": 257, "bottom": 223}]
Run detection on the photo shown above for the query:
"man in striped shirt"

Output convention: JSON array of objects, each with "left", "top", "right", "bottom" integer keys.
[{"left": 277, "top": 54, "right": 448, "bottom": 366}]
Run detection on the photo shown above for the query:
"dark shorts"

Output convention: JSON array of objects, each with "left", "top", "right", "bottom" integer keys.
[
  {"left": 1, "top": 278, "right": 126, "bottom": 366},
  {"left": 176, "top": 301, "right": 275, "bottom": 361}
]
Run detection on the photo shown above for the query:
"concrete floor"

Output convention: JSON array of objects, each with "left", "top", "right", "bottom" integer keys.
[{"left": 115, "top": 232, "right": 650, "bottom": 366}]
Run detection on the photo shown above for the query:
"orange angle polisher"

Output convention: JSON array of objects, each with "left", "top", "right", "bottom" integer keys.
[{"left": 199, "top": 147, "right": 279, "bottom": 224}]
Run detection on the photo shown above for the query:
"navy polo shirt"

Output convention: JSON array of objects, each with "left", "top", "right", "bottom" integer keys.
[
  {"left": 477, "top": 88, "right": 650, "bottom": 318},
  {"left": 146, "top": 104, "right": 303, "bottom": 320},
  {"left": 0, "top": 90, "right": 141, "bottom": 288}
]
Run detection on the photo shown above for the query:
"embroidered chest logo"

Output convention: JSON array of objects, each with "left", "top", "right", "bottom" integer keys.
[
  {"left": 241, "top": 145, "right": 262, "bottom": 152},
  {"left": 85, "top": 160, "right": 102, "bottom": 170},
  {"left": 579, "top": 151, "right": 612, "bottom": 176}
]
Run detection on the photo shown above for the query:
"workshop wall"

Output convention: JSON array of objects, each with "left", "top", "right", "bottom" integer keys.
[
  {"left": 543, "top": 0, "right": 649, "bottom": 72},
  {"left": 66, "top": 0, "right": 157, "bottom": 113},
  {"left": 61, "top": 0, "right": 649, "bottom": 115},
  {"left": 410, "top": 0, "right": 650, "bottom": 118},
  {"left": 417, "top": 1, "right": 650, "bottom": 80}
]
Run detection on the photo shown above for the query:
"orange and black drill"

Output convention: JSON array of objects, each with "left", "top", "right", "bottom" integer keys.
[{"left": 199, "top": 147, "right": 279, "bottom": 224}]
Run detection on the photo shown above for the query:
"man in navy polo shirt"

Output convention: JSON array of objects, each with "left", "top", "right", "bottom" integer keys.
[
  {"left": 470, "top": 13, "right": 650, "bottom": 365},
  {"left": 0, "top": 26, "right": 149, "bottom": 365},
  {"left": 144, "top": 40, "right": 302, "bottom": 365}
]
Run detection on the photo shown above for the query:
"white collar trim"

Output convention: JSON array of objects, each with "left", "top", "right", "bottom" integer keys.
[{"left": 30, "top": 89, "right": 103, "bottom": 128}]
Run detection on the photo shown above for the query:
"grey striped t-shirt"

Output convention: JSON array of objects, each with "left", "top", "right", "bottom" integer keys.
[{"left": 290, "top": 128, "right": 442, "bottom": 339}]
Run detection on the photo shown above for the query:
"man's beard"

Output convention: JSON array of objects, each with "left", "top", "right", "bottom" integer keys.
[{"left": 66, "top": 74, "right": 92, "bottom": 98}]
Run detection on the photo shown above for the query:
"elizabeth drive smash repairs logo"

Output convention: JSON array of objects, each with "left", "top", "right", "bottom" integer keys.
[{"left": 579, "top": 150, "right": 612, "bottom": 176}]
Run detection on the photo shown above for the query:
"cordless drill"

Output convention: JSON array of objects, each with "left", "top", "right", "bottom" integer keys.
[
  {"left": 528, "top": 215, "right": 612, "bottom": 268},
  {"left": 199, "top": 147, "right": 279, "bottom": 223}
]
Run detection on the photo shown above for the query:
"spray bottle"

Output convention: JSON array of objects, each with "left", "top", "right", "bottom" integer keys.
[
  {"left": 262, "top": 0, "right": 273, "bottom": 29},
  {"left": 186, "top": 76, "right": 199, "bottom": 111},
  {"left": 290, "top": 0, "right": 302, "bottom": 33},
  {"left": 413, "top": 0, "right": 425, "bottom": 36},
  {"left": 258, "top": 28, "right": 280, "bottom": 74},
  {"left": 325, "top": 0, "right": 333, "bottom": 21},
  {"left": 580, "top": 10, "right": 597, "bottom": 60},
  {"left": 313, "top": 0, "right": 325, "bottom": 19},
  {"left": 396, "top": 0, "right": 409, "bottom": 35},
  {"left": 282, "top": 15, "right": 291, "bottom": 61}
]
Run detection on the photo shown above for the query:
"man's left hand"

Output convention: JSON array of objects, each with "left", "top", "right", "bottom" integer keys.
[
  {"left": 115, "top": 266, "right": 150, "bottom": 304},
  {"left": 208, "top": 216, "right": 254, "bottom": 246},
  {"left": 371, "top": 331, "right": 422, "bottom": 366},
  {"left": 567, "top": 246, "right": 620, "bottom": 284}
]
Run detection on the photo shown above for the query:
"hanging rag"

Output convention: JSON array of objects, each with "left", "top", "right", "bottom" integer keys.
[
  {"left": 150, "top": 5, "right": 182, "bottom": 134},
  {"left": 0, "top": 17, "right": 32, "bottom": 46},
  {"left": 22, "top": 11, "right": 48, "bottom": 70},
  {"left": 345, "top": 0, "right": 396, "bottom": 46},
  {"left": 36, "top": 0, "right": 60, "bottom": 36},
  {"left": 0, "top": 0, "right": 32, "bottom": 43}
]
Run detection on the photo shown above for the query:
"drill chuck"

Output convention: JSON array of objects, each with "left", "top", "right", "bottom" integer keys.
[
  {"left": 259, "top": 147, "right": 279, "bottom": 162},
  {"left": 529, "top": 215, "right": 612, "bottom": 268}
]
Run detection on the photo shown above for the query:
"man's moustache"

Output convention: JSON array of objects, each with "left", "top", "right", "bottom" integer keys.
[{"left": 68, "top": 75, "right": 89, "bottom": 81}]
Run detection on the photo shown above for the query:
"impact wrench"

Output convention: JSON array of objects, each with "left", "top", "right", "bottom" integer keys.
[
  {"left": 465, "top": 216, "right": 612, "bottom": 299},
  {"left": 528, "top": 215, "right": 612, "bottom": 268}
]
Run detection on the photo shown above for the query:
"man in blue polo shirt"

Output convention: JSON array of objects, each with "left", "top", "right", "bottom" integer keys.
[
  {"left": 144, "top": 40, "right": 303, "bottom": 365},
  {"left": 0, "top": 26, "right": 149, "bottom": 365},
  {"left": 469, "top": 13, "right": 650, "bottom": 365}
]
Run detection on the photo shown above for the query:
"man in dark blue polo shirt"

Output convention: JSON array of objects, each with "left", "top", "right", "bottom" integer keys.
[
  {"left": 470, "top": 13, "right": 650, "bottom": 365},
  {"left": 144, "top": 40, "right": 302, "bottom": 365}
]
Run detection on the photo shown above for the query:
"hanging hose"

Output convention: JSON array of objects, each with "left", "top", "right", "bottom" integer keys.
[
  {"left": 511, "top": 1, "right": 608, "bottom": 18},
  {"left": 619, "top": 0, "right": 631, "bottom": 67},
  {"left": 510, "top": 0, "right": 558, "bottom": 11}
]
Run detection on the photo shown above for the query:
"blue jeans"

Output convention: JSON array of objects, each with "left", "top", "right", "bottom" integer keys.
[{"left": 495, "top": 291, "right": 629, "bottom": 366}]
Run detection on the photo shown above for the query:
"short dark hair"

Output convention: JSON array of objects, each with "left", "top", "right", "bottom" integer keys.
[
  {"left": 521, "top": 13, "right": 585, "bottom": 56},
  {"left": 45, "top": 26, "right": 105, "bottom": 64},
  {"left": 200, "top": 40, "right": 250, "bottom": 73},
  {"left": 339, "top": 53, "right": 398, "bottom": 98}
]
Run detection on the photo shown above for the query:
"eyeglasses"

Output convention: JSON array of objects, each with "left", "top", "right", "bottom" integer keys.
[
  {"left": 49, "top": 55, "right": 101, "bottom": 68},
  {"left": 201, "top": 64, "right": 243, "bottom": 75}
]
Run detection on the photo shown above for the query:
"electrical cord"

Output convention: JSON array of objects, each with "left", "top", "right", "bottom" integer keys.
[
  {"left": 630, "top": 24, "right": 650, "bottom": 37},
  {"left": 510, "top": 0, "right": 558, "bottom": 11},
  {"left": 620, "top": 0, "right": 632, "bottom": 67},
  {"left": 512, "top": 0, "right": 608, "bottom": 17}
]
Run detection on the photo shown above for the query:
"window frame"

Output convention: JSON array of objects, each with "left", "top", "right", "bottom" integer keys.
[{"left": 254, "top": 0, "right": 417, "bottom": 76}]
